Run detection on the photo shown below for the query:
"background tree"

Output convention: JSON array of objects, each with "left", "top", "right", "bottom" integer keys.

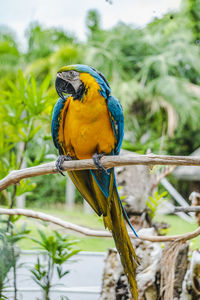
[
  {"left": 183, "top": 0, "right": 200, "bottom": 41},
  {"left": 0, "top": 26, "right": 21, "bottom": 88},
  {"left": 25, "top": 22, "right": 76, "bottom": 62}
]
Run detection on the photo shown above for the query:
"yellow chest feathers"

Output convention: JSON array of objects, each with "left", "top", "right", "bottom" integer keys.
[
  {"left": 59, "top": 73, "right": 115, "bottom": 159},
  {"left": 69, "top": 74, "right": 106, "bottom": 119}
]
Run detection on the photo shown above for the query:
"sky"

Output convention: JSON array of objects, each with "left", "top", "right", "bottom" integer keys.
[{"left": 0, "top": 0, "right": 182, "bottom": 44}]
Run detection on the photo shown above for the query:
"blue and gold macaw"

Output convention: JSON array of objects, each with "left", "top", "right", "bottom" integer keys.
[{"left": 51, "top": 64, "right": 138, "bottom": 299}]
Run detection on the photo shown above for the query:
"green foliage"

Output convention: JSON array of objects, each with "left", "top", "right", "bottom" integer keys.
[
  {"left": 0, "top": 216, "right": 80, "bottom": 300},
  {"left": 146, "top": 191, "right": 168, "bottom": 219},
  {"left": 0, "top": 229, "right": 15, "bottom": 299},
  {"left": 183, "top": 0, "right": 200, "bottom": 41},
  {"left": 25, "top": 43, "right": 85, "bottom": 83},
  {"left": 0, "top": 217, "right": 30, "bottom": 299},
  {"left": 0, "top": 70, "right": 52, "bottom": 153},
  {"left": 26, "top": 174, "right": 66, "bottom": 207},
  {"left": 30, "top": 228, "right": 80, "bottom": 300},
  {"left": 25, "top": 22, "right": 76, "bottom": 62},
  {"left": 86, "top": 10, "right": 102, "bottom": 39},
  {"left": 0, "top": 70, "right": 54, "bottom": 204},
  {"left": 0, "top": 26, "right": 21, "bottom": 83}
]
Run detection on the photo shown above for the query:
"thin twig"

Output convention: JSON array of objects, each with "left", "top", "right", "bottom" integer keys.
[
  {"left": 1, "top": 154, "right": 200, "bottom": 191},
  {"left": 0, "top": 208, "right": 200, "bottom": 243},
  {"left": 174, "top": 206, "right": 200, "bottom": 213},
  {"left": 151, "top": 166, "right": 176, "bottom": 192},
  {"left": 17, "top": 141, "right": 28, "bottom": 170}
]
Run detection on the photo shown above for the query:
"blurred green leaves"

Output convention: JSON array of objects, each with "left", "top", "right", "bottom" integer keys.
[
  {"left": 146, "top": 191, "right": 168, "bottom": 219},
  {"left": 25, "top": 22, "right": 76, "bottom": 62},
  {"left": 0, "top": 70, "right": 55, "bottom": 206},
  {"left": 0, "top": 26, "right": 20, "bottom": 84},
  {"left": 30, "top": 228, "right": 80, "bottom": 300},
  {"left": 0, "top": 217, "right": 30, "bottom": 299},
  {"left": 0, "top": 70, "right": 53, "bottom": 167}
]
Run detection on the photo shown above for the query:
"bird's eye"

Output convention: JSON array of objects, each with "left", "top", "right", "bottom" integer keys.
[{"left": 68, "top": 70, "right": 75, "bottom": 76}]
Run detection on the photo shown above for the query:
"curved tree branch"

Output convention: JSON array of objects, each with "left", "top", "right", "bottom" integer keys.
[
  {"left": 0, "top": 208, "right": 199, "bottom": 243},
  {"left": 1, "top": 154, "right": 200, "bottom": 191}
]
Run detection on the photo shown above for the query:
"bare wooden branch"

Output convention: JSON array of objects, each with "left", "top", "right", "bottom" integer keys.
[
  {"left": 151, "top": 165, "right": 176, "bottom": 192},
  {"left": 1, "top": 154, "right": 200, "bottom": 191},
  {"left": 174, "top": 206, "right": 200, "bottom": 213},
  {"left": 0, "top": 208, "right": 200, "bottom": 243}
]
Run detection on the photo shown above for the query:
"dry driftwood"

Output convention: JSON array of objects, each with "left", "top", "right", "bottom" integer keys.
[
  {"left": 101, "top": 229, "right": 190, "bottom": 300},
  {"left": 174, "top": 244, "right": 189, "bottom": 299},
  {"left": 100, "top": 249, "right": 132, "bottom": 300},
  {"left": 100, "top": 228, "right": 162, "bottom": 300},
  {"left": 135, "top": 228, "right": 162, "bottom": 300},
  {"left": 1, "top": 154, "right": 200, "bottom": 191},
  {"left": 160, "top": 241, "right": 189, "bottom": 300},
  {"left": 100, "top": 249, "right": 126, "bottom": 300},
  {"left": 181, "top": 250, "right": 200, "bottom": 299}
]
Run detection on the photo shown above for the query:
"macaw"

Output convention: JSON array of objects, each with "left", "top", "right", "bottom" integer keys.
[{"left": 51, "top": 64, "right": 139, "bottom": 299}]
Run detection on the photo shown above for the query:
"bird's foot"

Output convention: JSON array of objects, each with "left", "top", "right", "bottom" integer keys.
[
  {"left": 56, "top": 154, "right": 72, "bottom": 176},
  {"left": 92, "top": 153, "right": 108, "bottom": 175}
]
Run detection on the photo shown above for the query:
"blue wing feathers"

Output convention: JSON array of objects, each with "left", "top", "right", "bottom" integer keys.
[
  {"left": 107, "top": 96, "right": 124, "bottom": 155},
  {"left": 90, "top": 169, "right": 112, "bottom": 199},
  {"left": 51, "top": 98, "right": 65, "bottom": 149},
  {"left": 91, "top": 95, "right": 124, "bottom": 199}
]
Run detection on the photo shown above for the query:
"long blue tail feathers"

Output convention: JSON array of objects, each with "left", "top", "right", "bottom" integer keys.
[
  {"left": 119, "top": 197, "right": 139, "bottom": 238},
  {"left": 113, "top": 172, "right": 138, "bottom": 237}
]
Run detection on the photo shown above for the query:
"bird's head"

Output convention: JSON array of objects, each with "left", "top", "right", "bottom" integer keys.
[{"left": 55, "top": 64, "right": 111, "bottom": 101}]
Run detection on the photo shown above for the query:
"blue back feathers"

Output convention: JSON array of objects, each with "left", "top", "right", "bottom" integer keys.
[{"left": 107, "top": 96, "right": 124, "bottom": 155}]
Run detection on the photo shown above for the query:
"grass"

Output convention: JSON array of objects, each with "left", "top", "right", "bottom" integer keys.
[
  {"left": 155, "top": 214, "right": 200, "bottom": 250},
  {"left": 6, "top": 205, "right": 200, "bottom": 251},
  {"left": 37, "top": 205, "right": 105, "bottom": 229},
  {"left": 16, "top": 205, "right": 115, "bottom": 251}
]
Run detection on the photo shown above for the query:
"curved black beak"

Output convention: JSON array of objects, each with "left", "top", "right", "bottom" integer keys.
[{"left": 55, "top": 75, "right": 76, "bottom": 100}]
